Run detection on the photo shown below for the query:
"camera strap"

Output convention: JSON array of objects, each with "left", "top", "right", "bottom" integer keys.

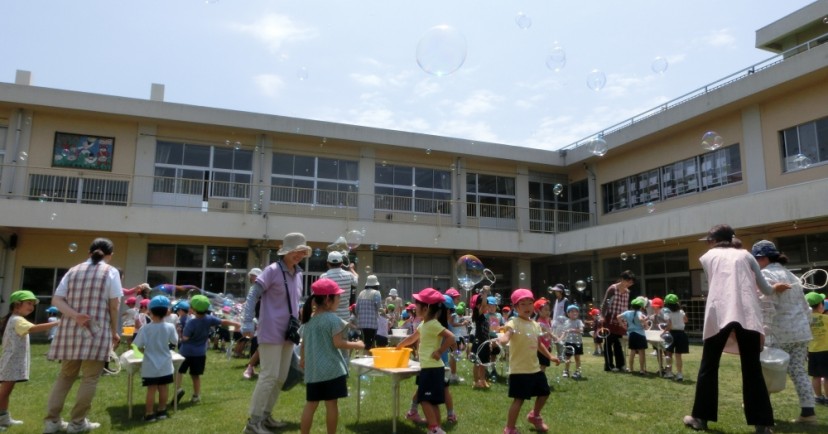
[{"left": 279, "top": 262, "right": 296, "bottom": 318}]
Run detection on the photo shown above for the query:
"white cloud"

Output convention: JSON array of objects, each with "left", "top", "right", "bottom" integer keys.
[
  {"left": 350, "top": 73, "right": 384, "bottom": 87},
  {"left": 452, "top": 90, "right": 502, "bottom": 117},
  {"left": 703, "top": 29, "right": 736, "bottom": 48},
  {"left": 253, "top": 74, "right": 285, "bottom": 97},
  {"left": 229, "top": 14, "right": 317, "bottom": 52}
]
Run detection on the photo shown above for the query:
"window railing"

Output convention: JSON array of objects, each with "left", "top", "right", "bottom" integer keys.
[{"left": 29, "top": 173, "right": 129, "bottom": 206}]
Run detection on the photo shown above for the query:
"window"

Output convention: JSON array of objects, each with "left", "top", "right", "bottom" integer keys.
[
  {"left": 569, "top": 179, "right": 589, "bottom": 214},
  {"left": 154, "top": 141, "right": 253, "bottom": 199},
  {"left": 603, "top": 179, "right": 628, "bottom": 213},
  {"left": 372, "top": 253, "right": 451, "bottom": 301},
  {"left": 529, "top": 174, "right": 569, "bottom": 233},
  {"left": 780, "top": 117, "right": 828, "bottom": 171},
  {"left": 272, "top": 153, "right": 358, "bottom": 206},
  {"left": 21, "top": 267, "right": 69, "bottom": 323},
  {"left": 375, "top": 164, "right": 450, "bottom": 214},
  {"left": 701, "top": 144, "right": 742, "bottom": 188},
  {"left": 630, "top": 169, "right": 660, "bottom": 207},
  {"left": 146, "top": 244, "right": 249, "bottom": 298},
  {"left": 467, "top": 173, "right": 516, "bottom": 219}
]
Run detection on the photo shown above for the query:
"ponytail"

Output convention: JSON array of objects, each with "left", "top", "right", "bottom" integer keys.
[{"left": 88, "top": 238, "right": 114, "bottom": 264}]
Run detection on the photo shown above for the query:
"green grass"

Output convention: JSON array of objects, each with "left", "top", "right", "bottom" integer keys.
[{"left": 6, "top": 342, "right": 826, "bottom": 433}]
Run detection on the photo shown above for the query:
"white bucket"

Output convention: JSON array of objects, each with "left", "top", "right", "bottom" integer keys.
[{"left": 760, "top": 346, "right": 789, "bottom": 393}]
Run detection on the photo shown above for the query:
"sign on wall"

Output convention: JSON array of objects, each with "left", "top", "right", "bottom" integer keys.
[{"left": 52, "top": 132, "right": 114, "bottom": 171}]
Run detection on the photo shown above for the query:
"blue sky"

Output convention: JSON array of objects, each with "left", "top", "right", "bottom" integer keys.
[{"left": 2, "top": 0, "right": 817, "bottom": 150}]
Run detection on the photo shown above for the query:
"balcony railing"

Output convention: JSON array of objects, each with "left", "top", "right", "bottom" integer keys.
[{"left": 3, "top": 164, "right": 593, "bottom": 233}]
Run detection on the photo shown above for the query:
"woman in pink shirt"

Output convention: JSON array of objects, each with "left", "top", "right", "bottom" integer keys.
[{"left": 683, "top": 225, "right": 789, "bottom": 434}]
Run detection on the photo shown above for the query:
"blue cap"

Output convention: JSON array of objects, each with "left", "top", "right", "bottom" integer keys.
[
  {"left": 149, "top": 295, "right": 170, "bottom": 310},
  {"left": 46, "top": 306, "right": 59, "bottom": 314},
  {"left": 751, "top": 240, "right": 780, "bottom": 258},
  {"left": 487, "top": 296, "right": 497, "bottom": 305},
  {"left": 174, "top": 300, "right": 190, "bottom": 311},
  {"left": 566, "top": 304, "right": 580, "bottom": 313},
  {"left": 443, "top": 294, "right": 455, "bottom": 309}
]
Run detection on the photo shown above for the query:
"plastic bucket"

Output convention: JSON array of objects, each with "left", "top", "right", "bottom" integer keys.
[
  {"left": 370, "top": 347, "right": 412, "bottom": 368},
  {"left": 122, "top": 326, "right": 135, "bottom": 337},
  {"left": 760, "top": 346, "right": 790, "bottom": 393}
]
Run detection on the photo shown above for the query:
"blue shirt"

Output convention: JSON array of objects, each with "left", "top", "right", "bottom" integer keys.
[
  {"left": 132, "top": 321, "right": 178, "bottom": 378},
  {"left": 620, "top": 310, "right": 646, "bottom": 337},
  {"left": 180, "top": 315, "right": 221, "bottom": 357},
  {"left": 302, "top": 312, "right": 348, "bottom": 383}
]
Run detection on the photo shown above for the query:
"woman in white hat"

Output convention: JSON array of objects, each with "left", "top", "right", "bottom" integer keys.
[
  {"left": 385, "top": 288, "right": 403, "bottom": 318},
  {"left": 355, "top": 275, "right": 383, "bottom": 354},
  {"left": 241, "top": 233, "right": 310, "bottom": 434}
]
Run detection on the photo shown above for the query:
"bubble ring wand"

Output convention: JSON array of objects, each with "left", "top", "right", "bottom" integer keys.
[{"left": 800, "top": 268, "right": 828, "bottom": 290}]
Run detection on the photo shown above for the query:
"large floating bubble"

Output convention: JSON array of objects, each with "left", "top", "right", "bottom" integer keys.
[
  {"left": 574, "top": 280, "right": 587, "bottom": 292},
  {"left": 586, "top": 69, "right": 606, "bottom": 91},
  {"left": 701, "top": 131, "right": 723, "bottom": 151},
  {"left": 416, "top": 25, "right": 467, "bottom": 77},
  {"left": 552, "top": 183, "right": 563, "bottom": 196},
  {"left": 587, "top": 137, "right": 608, "bottom": 157},
  {"left": 344, "top": 229, "right": 364, "bottom": 250},
  {"left": 68, "top": 242, "right": 78, "bottom": 253},
  {"left": 515, "top": 12, "right": 532, "bottom": 29},
  {"left": 651, "top": 56, "right": 668, "bottom": 74},
  {"left": 791, "top": 153, "right": 813, "bottom": 170},
  {"left": 455, "top": 254, "right": 485, "bottom": 292}
]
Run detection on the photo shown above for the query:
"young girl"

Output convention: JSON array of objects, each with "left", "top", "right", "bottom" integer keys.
[
  {"left": 449, "top": 302, "right": 469, "bottom": 384},
  {"left": 46, "top": 306, "right": 60, "bottom": 342},
  {"left": 561, "top": 305, "right": 585, "bottom": 379},
  {"left": 132, "top": 296, "right": 178, "bottom": 422},
  {"left": 663, "top": 293, "right": 689, "bottom": 381},
  {"left": 299, "top": 278, "right": 364, "bottom": 434},
  {"left": 0, "top": 290, "right": 60, "bottom": 428},
  {"left": 618, "top": 296, "right": 648, "bottom": 374},
  {"left": 533, "top": 298, "right": 554, "bottom": 372},
  {"left": 587, "top": 307, "right": 603, "bottom": 356},
  {"left": 471, "top": 288, "right": 494, "bottom": 388},
  {"left": 498, "top": 289, "right": 559, "bottom": 434},
  {"left": 396, "top": 288, "right": 455, "bottom": 434}
]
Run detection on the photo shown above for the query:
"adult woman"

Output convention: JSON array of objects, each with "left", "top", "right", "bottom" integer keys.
[
  {"left": 242, "top": 233, "right": 310, "bottom": 434},
  {"left": 355, "top": 275, "right": 383, "bottom": 352},
  {"left": 751, "top": 240, "right": 815, "bottom": 425},
  {"left": 44, "top": 238, "right": 122, "bottom": 434},
  {"left": 683, "top": 225, "right": 789, "bottom": 434},
  {"left": 599, "top": 271, "right": 634, "bottom": 372}
]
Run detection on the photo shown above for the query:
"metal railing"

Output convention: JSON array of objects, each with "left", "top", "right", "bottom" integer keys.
[{"left": 561, "top": 32, "right": 828, "bottom": 152}]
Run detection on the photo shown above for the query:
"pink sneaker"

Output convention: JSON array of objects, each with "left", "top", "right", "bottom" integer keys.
[
  {"left": 405, "top": 410, "right": 425, "bottom": 425},
  {"left": 526, "top": 412, "right": 548, "bottom": 432},
  {"left": 446, "top": 413, "right": 458, "bottom": 423}
]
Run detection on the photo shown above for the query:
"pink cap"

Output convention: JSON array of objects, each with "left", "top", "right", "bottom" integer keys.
[
  {"left": 445, "top": 288, "right": 461, "bottom": 298},
  {"left": 312, "top": 278, "right": 344, "bottom": 296},
  {"left": 413, "top": 288, "right": 444, "bottom": 305},
  {"left": 140, "top": 298, "right": 150, "bottom": 308},
  {"left": 125, "top": 296, "right": 136, "bottom": 306},
  {"left": 510, "top": 288, "right": 534, "bottom": 305}
]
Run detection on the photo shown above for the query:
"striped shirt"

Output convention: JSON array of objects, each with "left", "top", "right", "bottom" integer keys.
[
  {"left": 355, "top": 289, "right": 381, "bottom": 329},
  {"left": 320, "top": 267, "right": 357, "bottom": 322}
]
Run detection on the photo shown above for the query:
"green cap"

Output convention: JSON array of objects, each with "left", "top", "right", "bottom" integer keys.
[
  {"left": 664, "top": 294, "right": 679, "bottom": 305},
  {"left": 805, "top": 292, "right": 826, "bottom": 307},
  {"left": 631, "top": 296, "right": 647, "bottom": 308},
  {"left": 190, "top": 295, "right": 211, "bottom": 313},
  {"left": 387, "top": 304, "right": 396, "bottom": 311},
  {"left": 10, "top": 290, "right": 38, "bottom": 304}
]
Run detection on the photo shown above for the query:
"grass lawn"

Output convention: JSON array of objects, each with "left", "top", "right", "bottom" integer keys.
[{"left": 6, "top": 341, "right": 826, "bottom": 433}]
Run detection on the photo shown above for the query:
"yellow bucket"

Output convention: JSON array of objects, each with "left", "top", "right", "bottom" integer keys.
[
  {"left": 122, "top": 326, "right": 135, "bottom": 337},
  {"left": 370, "top": 347, "right": 412, "bottom": 368}
]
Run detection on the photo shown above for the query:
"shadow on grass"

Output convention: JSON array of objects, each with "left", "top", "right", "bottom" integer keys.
[{"left": 345, "top": 419, "right": 427, "bottom": 434}]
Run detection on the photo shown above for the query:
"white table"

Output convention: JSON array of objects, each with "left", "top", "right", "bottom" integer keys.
[
  {"left": 120, "top": 350, "right": 186, "bottom": 419},
  {"left": 350, "top": 357, "right": 420, "bottom": 434}
]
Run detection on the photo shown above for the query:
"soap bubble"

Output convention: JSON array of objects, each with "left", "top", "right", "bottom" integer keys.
[
  {"left": 313, "top": 248, "right": 321, "bottom": 257},
  {"left": 17, "top": 151, "right": 28, "bottom": 161},
  {"left": 50, "top": 212, "right": 57, "bottom": 221},
  {"left": 792, "top": 153, "right": 813, "bottom": 170},
  {"left": 365, "top": 265, "right": 372, "bottom": 274},
  {"left": 574, "top": 280, "right": 587, "bottom": 292},
  {"left": 661, "top": 332, "right": 674, "bottom": 347},
  {"left": 515, "top": 12, "right": 532, "bottom": 29},
  {"left": 233, "top": 141, "right": 241, "bottom": 151},
  {"left": 416, "top": 25, "right": 467, "bottom": 77},
  {"left": 38, "top": 194, "right": 49, "bottom": 203},
  {"left": 588, "top": 137, "right": 608, "bottom": 157},
  {"left": 545, "top": 44, "right": 566, "bottom": 72},
  {"left": 701, "top": 131, "right": 723, "bottom": 151},
  {"left": 519, "top": 272, "right": 526, "bottom": 281},
  {"left": 552, "top": 183, "right": 563, "bottom": 196},
  {"left": 68, "top": 242, "right": 78, "bottom": 253},
  {"left": 326, "top": 236, "right": 349, "bottom": 253},
  {"left": 586, "top": 69, "right": 606, "bottom": 91},
  {"left": 620, "top": 252, "right": 629, "bottom": 261},
  {"left": 297, "top": 67, "right": 309, "bottom": 81},
  {"left": 455, "top": 254, "right": 485, "bottom": 292},
  {"left": 425, "top": 148, "right": 432, "bottom": 155},
  {"left": 651, "top": 56, "right": 668, "bottom": 74},
  {"left": 646, "top": 202, "right": 655, "bottom": 213},
  {"left": 344, "top": 229, "right": 364, "bottom": 250}
]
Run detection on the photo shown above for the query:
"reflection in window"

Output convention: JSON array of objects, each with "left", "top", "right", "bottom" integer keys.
[
  {"left": 375, "top": 164, "right": 451, "bottom": 214},
  {"left": 779, "top": 116, "right": 828, "bottom": 172},
  {"left": 272, "top": 153, "right": 358, "bottom": 206}
]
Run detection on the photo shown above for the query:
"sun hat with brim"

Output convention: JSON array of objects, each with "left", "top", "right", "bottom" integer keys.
[
  {"left": 651, "top": 297, "right": 664, "bottom": 308},
  {"left": 149, "top": 295, "right": 170, "bottom": 310},
  {"left": 664, "top": 294, "right": 679, "bottom": 305},
  {"left": 549, "top": 284, "right": 564, "bottom": 292},
  {"left": 10, "top": 290, "right": 38, "bottom": 304},
  {"left": 190, "top": 294, "right": 212, "bottom": 313},
  {"left": 413, "top": 288, "right": 444, "bottom": 305},
  {"left": 445, "top": 288, "right": 461, "bottom": 298},
  {"left": 277, "top": 232, "right": 312, "bottom": 256},
  {"left": 248, "top": 268, "right": 263, "bottom": 277},
  {"left": 365, "top": 275, "right": 380, "bottom": 287},
  {"left": 510, "top": 288, "right": 534, "bottom": 305},
  {"left": 388, "top": 288, "right": 398, "bottom": 297},
  {"left": 805, "top": 291, "right": 826, "bottom": 307},
  {"left": 751, "top": 240, "right": 780, "bottom": 258},
  {"left": 312, "top": 278, "right": 344, "bottom": 296}
]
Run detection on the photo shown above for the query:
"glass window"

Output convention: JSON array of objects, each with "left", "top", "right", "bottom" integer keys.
[
  {"left": 176, "top": 245, "right": 203, "bottom": 268},
  {"left": 146, "top": 244, "right": 249, "bottom": 292},
  {"left": 375, "top": 164, "right": 450, "bottom": 214},
  {"left": 780, "top": 116, "right": 828, "bottom": 171},
  {"left": 154, "top": 141, "right": 252, "bottom": 200},
  {"left": 467, "top": 173, "right": 516, "bottom": 221},
  {"left": 272, "top": 153, "right": 359, "bottom": 206},
  {"left": 147, "top": 244, "right": 176, "bottom": 266}
]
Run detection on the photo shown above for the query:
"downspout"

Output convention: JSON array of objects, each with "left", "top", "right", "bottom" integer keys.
[{"left": 6, "top": 109, "right": 23, "bottom": 197}]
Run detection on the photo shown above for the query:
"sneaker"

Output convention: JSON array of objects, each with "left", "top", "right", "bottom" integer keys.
[
  {"left": 675, "top": 373, "right": 684, "bottom": 381},
  {"left": 262, "top": 416, "right": 287, "bottom": 429},
  {"left": 815, "top": 395, "right": 827, "bottom": 405},
  {"left": 143, "top": 414, "right": 156, "bottom": 423},
  {"left": 43, "top": 419, "right": 68, "bottom": 434},
  {"left": 446, "top": 413, "right": 458, "bottom": 423},
  {"left": 572, "top": 370, "right": 582, "bottom": 380},
  {"left": 66, "top": 419, "right": 100, "bottom": 433},
  {"left": 793, "top": 415, "right": 817, "bottom": 424},
  {"left": 448, "top": 374, "right": 460, "bottom": 384},
  {"left": 610, "top": 368, "right": 620, "bottom": 372},
  {"left": 191, "top": 395, "right": 201, "bottom": 403},
  {"left": 173, "top": 388, "right": 185, "bottom": 405},
  {"left": 405, "top": 410, "right": 425, "bottom": 425},
  {"left": 526, "top": 412, "right": 548, "bottom": 432},
  {"left": 243, "top": 419, "right": 273, "bottom": 434},
  {"left": 155, "top": 410, "right": 168, "bottom": 420},
  {"left": 243, "top": 365, "right": 255, "bottom": 379},
  {"left": 0, "top": 413, "right": 22, "bottom": 427},
  {"left": 663, "top": 370, "right": 674, "bottom": 379},
  {"left": 561, "top": 370, "right": 569, "bottom": 378},
  {"left": 682, "top": 415, "right": 708, "bottom": 431},
  {"left": 428, "top": 427, "right": 446, "bottom": 434}
]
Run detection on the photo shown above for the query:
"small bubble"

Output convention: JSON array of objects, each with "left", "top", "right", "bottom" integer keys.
[
  {"left": 297, "top": 67, "right": 309, "bottom": 81},
  {"left": 701, "top": 131, "right": 723, "bottom": 151},
  {"left": 17, "top": 151, "right": 28, "bottom": 161},
  {"left": 620, "top": 252, "right": 629, "bottom": 261},
  {"left": 50, "top": 212, "right": 57, "bottom": 221},
  {"left": 515, "top": 12, "right": 532, "bottom": 29},
  {"left": 519, "top": 272, "right": 526, "bottom": 280},
  {"left": 233, "top": 141, "right": 241, "bottom": 151},
  {"left": 586, "top": 69, "right": 606, "bottom": 91},
  {"left": 38, "top": 194, "right": 49, "bottom": 203},
  {"left": 651, "top": 56, "right": 668, "bottom": 74},
  {"left": 68, "top": 242, "right": 78, "bottom": 253},
  {"left": 425, "top": 148, "right": 432, "bottom": 155}
]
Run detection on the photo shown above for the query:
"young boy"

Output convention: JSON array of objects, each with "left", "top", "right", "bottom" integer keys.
[
  {"left": 561, "top": 305, "right": 585, "bottom": 379},
  {"left": 618, "top": 296, "right": 648, "bottom": 375},
  {"left": 175, "top": 295, "right": 240, "bottom": 404},
  {"left": 498, "top": 289, "right": 559, "bottom": 434},
  {"left": 132, "top": 296, "right": 178, "bottom": 422},
  {"left": 806, "top": 291, "right": 828, "bottom": 404}
]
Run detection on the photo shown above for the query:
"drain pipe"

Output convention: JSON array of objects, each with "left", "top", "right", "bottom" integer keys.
[{"left": 6, "top": 109, "right": 24, "bottom": 197}]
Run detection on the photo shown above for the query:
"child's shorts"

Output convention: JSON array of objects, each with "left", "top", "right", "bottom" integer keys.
[
  {"left": 628, "top": 333, "right": 647, "bottom": 350},
  {"left": 808, "top": 351, "right": 828, "bottom": 378},
  {"left": 471, "top": 340, "right": 495, "bottom": 364},
  {"left": 664, "top": 330, "right": 689, "bottom": 354},
  {"left": 178, "top": 355, "right": 206, "bottom": 376},
  {"left": 374, "top": 335, "right": 388, "bottom": 348},
  {"left": 416, "top": 367, "right": 445, "bottom": 405},
  {"left": 508, "top": 371, "right": 550, "bottom": 400},
  {"left": 142, "top": 374, "right": 174, "bottom": 387},
  {"left": 564, "top": 342, "right": 584, "bottom": 356},
  {"left": 306, "top": 374, "right": 348, "bottom": 402}
]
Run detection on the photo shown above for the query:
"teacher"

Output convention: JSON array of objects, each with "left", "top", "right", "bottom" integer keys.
[{"left": 242, "top": 232, "right": 310, "bottom": 434}]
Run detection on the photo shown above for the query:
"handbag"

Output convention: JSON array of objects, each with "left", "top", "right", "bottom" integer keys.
[{"left": 279, "top": 264, "right": 302, "bottom": 345}]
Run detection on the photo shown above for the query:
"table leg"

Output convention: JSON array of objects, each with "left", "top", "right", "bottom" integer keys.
[
  {"left": 127, "top": 372, "right": 133, "bottom": 419},
  {"left": 356, "top": 368, "right": 361, "bottom": 422},
  {"left": 657, "top": 348, "right": 664, "bottom": 377},
  {"left": 174, "top": 373, "right": 179, "bottom": 412},
  {"left": 391, "top": 376, "right": 400, "bottom": 434}
]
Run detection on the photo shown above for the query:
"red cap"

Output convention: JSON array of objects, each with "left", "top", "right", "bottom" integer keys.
[
  {"left": 510, "top": 288, "right": 534, "bottom": 305},
  {"left": 312, "top": 278, "right": 344, "bottom": 296},
  {"left": 651, "top": 297, "right": 664, "bottom": 308},
  {"left": 533, "top": 297, "right": 550, "bottom": 312},
  {"left": 445, "top": 288, "right": 461, "bottom": 298},
  {"left": 140, "top": 299, "right": 150, "bottom": 308},
  {"left": 589, "top": 308, "right": 601, "bottom": 317},
  {"left": 502, "top": 306, "right": 511, "bottom": 312},
  {"left": 125, "top": 296, "right": 136, "bottom": 306},
  {"left": 413, "top": 288, "right": 445, "bottom": 305}
]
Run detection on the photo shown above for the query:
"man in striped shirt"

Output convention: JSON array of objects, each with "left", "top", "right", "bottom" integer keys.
[{"left": 320, "top": 251, "right": 358, "bottom": 323}]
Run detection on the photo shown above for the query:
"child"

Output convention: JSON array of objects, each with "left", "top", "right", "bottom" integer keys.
[
  {"left": 498, "top": 289, "right": 559, "bottom": 434},
  {"left": 0, "top": 290, "right": 60, "bottom": 428},
  {"left": 533, "top": 298, "right": 554, "bottom": 372},
  {"left": 501, "top": 306, "right": 512, "bottom": 322},
  {"left": 561, "top": 305, "right": 585, "bottom": 379},
  {"left": 46, "top": 306, "right": 60, "bottom": 341},
  {"left": 132, "top": 296, "right": 178, "bottom": 422},
  {"left": 175, "top": 295, "right": 239, "bottom": 404},
  {"left": 486, "top": 297, "right": 505, "bottom": 379},
  {"left": 471, "top": 288, "right": 494, "bottom": 389},
  {"left": 806, "top": 292, "right": 828, "bottom": 404},
  {"left": 299, "top": 278, "right": 364, "bottom": 434},
  {"left": 449, "top": 303, "right": 470, "bottom": 383},
  {"left": 587, "top": 307, "right": 603, "bottom": 356},
  {"left": 617, "top": 296, "right": 648, "bottom": 375},
  {"left": 134, "top": 298, "right": 150, "bottom": 334},
  {"left": 663, "top": 293, "right": 689, "bottom": 381},
  {"left": 397, "top": 288, "right": 455, "bottom": 434},
  {"left": 375, "top": 310, "right": 389, "bottom": 348}
]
